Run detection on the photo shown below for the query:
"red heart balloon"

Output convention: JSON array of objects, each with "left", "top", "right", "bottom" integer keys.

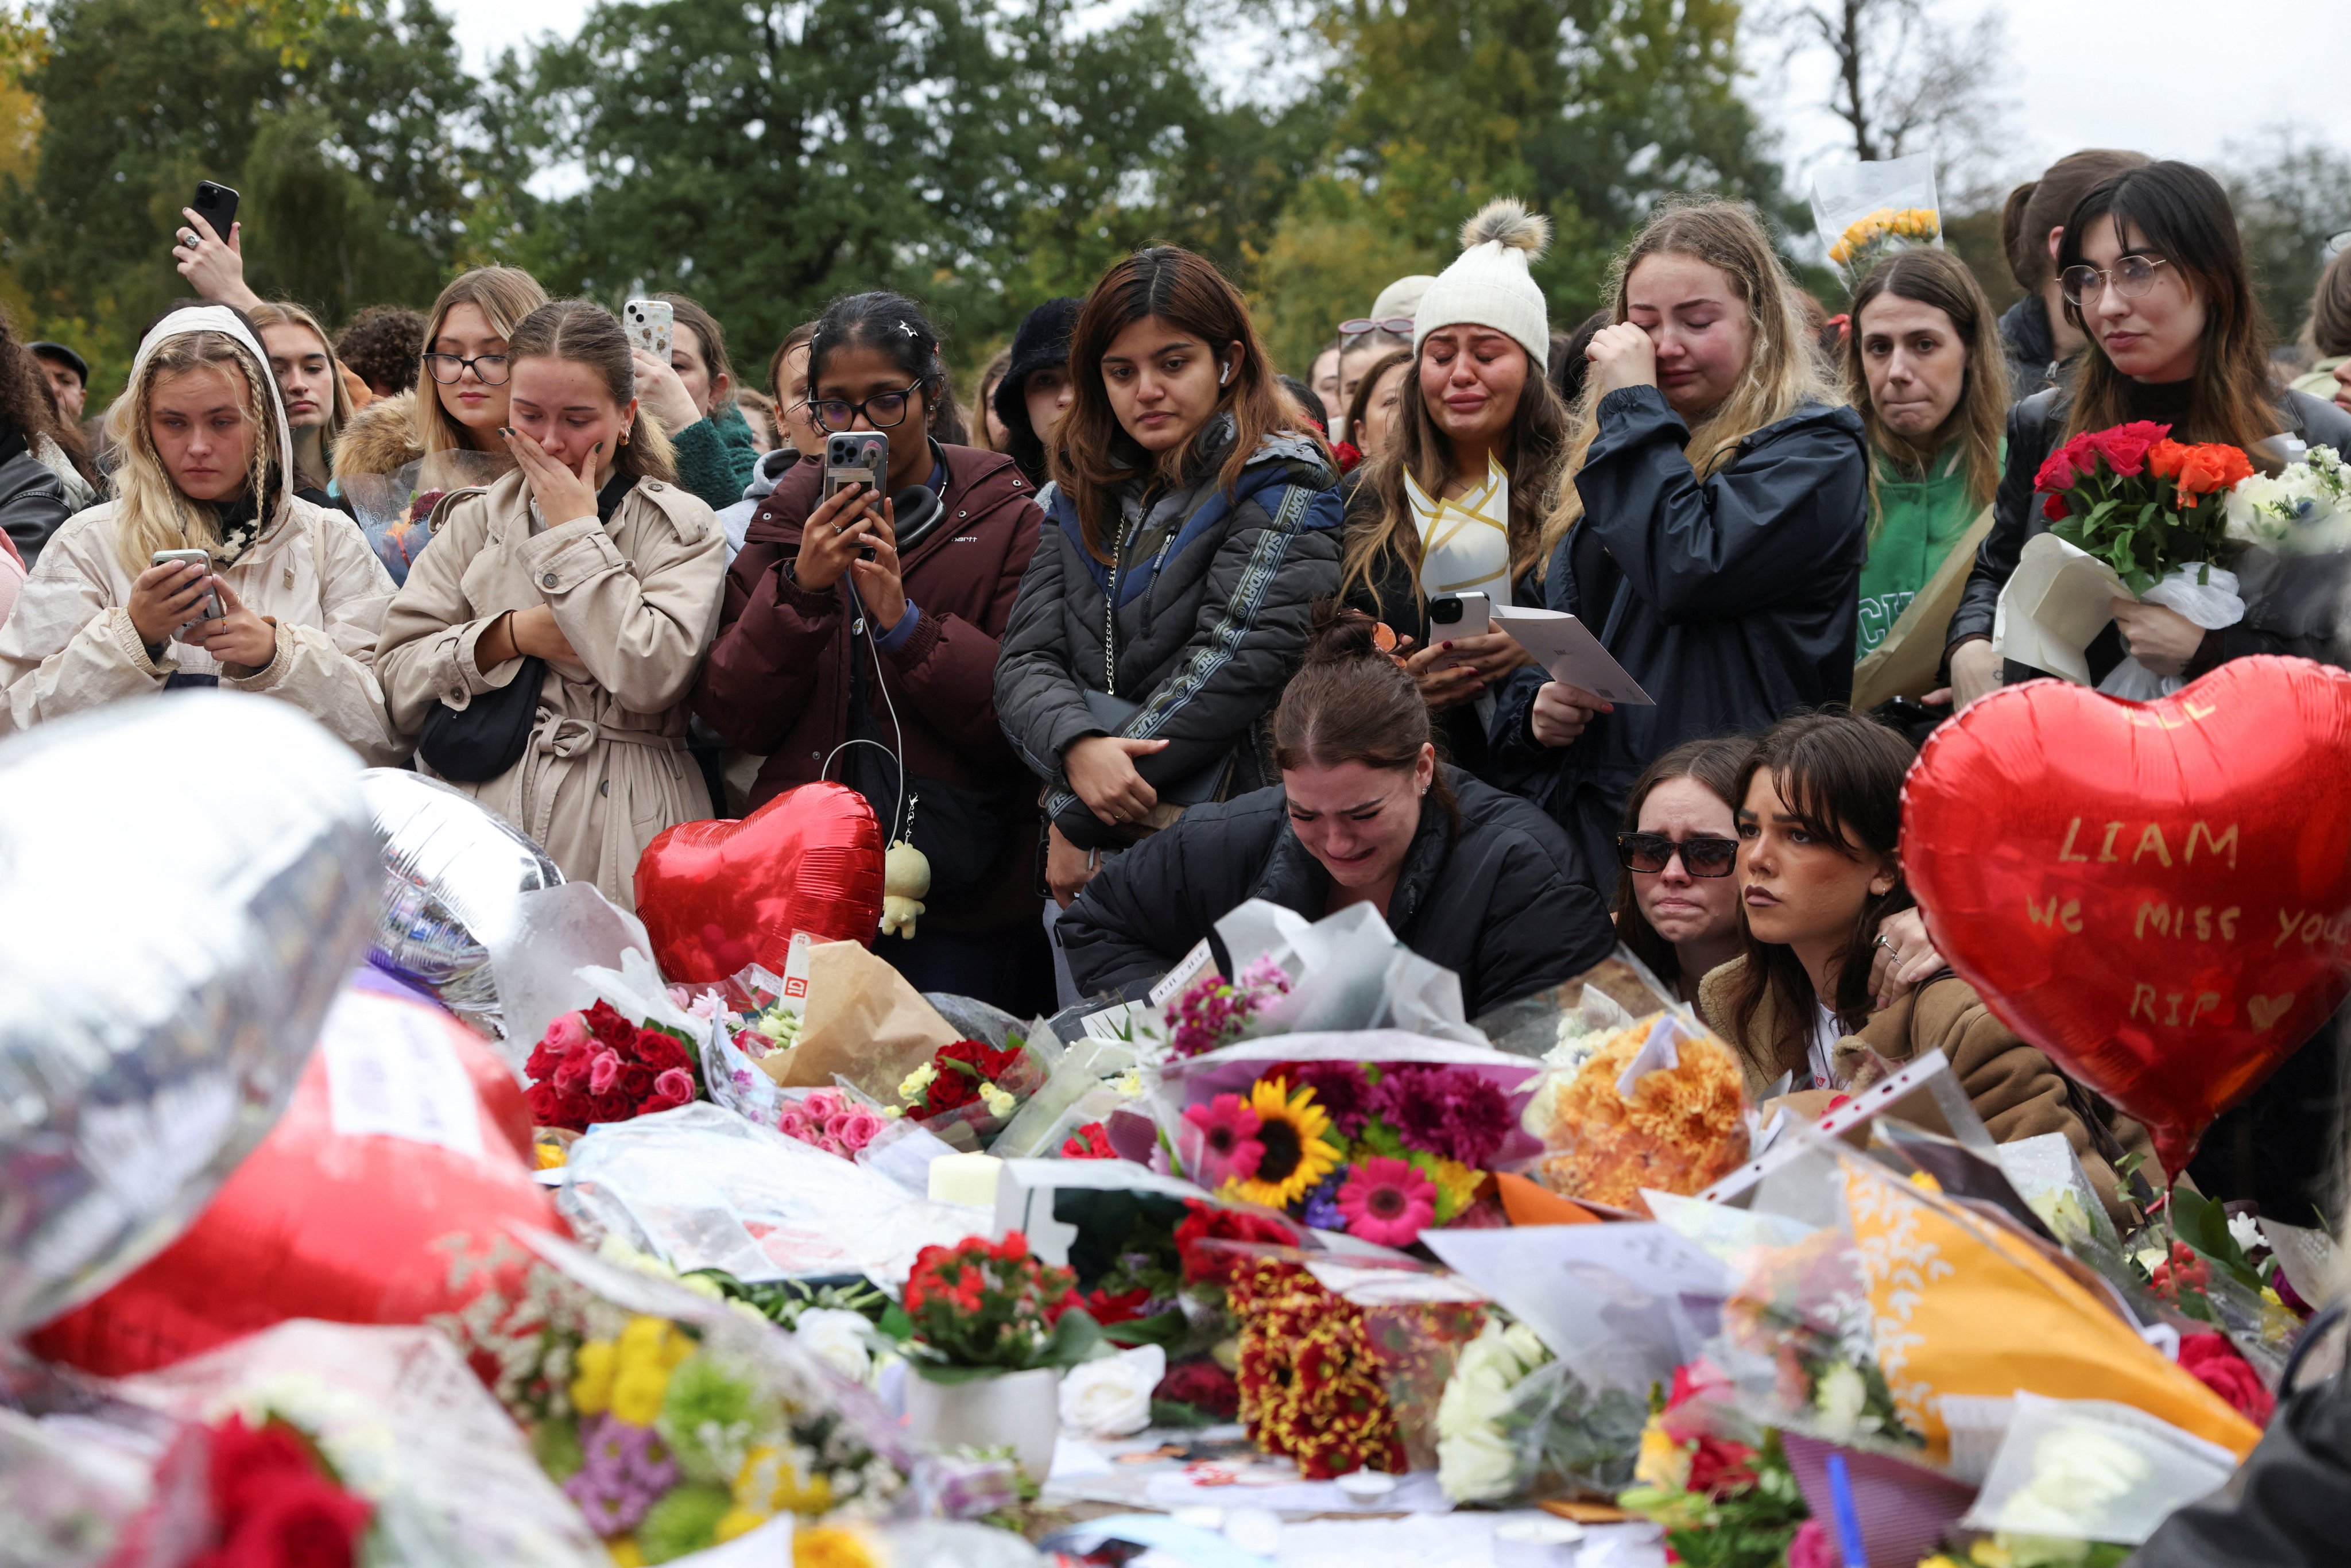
[
  {"left": 1903, "top": 656, "right": 2351, "bottom": 1175},
  {"left": 31, "top": 973, "right": 560, "bottom": 1376},
  {"left": 633, "top": 780, "right": 884, "bottom": 984}
]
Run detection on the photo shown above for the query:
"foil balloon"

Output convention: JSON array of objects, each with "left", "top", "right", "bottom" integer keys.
[
  {"left": 30, "top": 970, "right": 560, "bottom": 1377},
  {"left": 361, "top": 768, "right": 562, "bottom": 1033},
  {"left": 634, "top": 780, "right": 884, "bottom": 983},
  {"left": 0, "top": 692, "right": 377, "bottom": 1335},
  {"left": 1902, "top": 656, "right": 2351, "bottom": 1175}
]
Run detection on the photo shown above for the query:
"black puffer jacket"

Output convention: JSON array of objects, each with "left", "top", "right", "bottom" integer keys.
[
  {"left": 0, "top": 436, "right": 72, "bottom": 570},
  {"left": 1945, "top": 384, "right": 2351, "bottom": 668},
  {"left": 994, "top": 417, "right": 1343, "bottom": 850},
  {"left": 1056, "top": 767, "right": 1616, "bottom": 1016},
  {"left": 1997, "top": 295, "right": 2062, "bottom": 402},
  {"left": 1491, "top": 385, "right": 1870, "bottom": 882}
]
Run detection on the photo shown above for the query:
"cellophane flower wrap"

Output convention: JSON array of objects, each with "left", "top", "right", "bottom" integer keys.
[
  {"left": 525, "top": 1000, "right": 704, "bottom": 1133},
  {"left": 892, "top": 1037, "right": 1047, "bottom": 1147},
  {"left": 1810, "top": 153, "right": 1941, "bottom": 289},
  {"left": 1155, "top": 1031, "right": 1544, "bottom": 1246},
  {"left": 885, "top": 1231, "right": 1106, "bottom": 1383},
  {"left": 2034, "top": 421, "right": 2255, "bottom": 594},
  {"left": 1527, "top": 1014, "right": 1750, "bottom": 1212},
  {"left": 430, "top": 1231, "right": 914, "bottom": 1563},
  {"left": 2224, "top": 443, "right": 2351, "bottom": 555},
  {"left": 1434, "top": 1314, "right": 1651, "bottom": 1504}
]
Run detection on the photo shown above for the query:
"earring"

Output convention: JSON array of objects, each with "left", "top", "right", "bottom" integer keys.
[{"left": 618, "top": 429, "right": 630, "bottom": 446}]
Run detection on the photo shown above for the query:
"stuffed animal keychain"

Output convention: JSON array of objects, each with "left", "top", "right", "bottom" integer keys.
[{"left": 879, "top": 791, "right": 932, "bottom": 939}]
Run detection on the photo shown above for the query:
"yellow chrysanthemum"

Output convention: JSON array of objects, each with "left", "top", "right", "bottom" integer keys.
[
  {"left": 608, "top": 1316, "right": 694, "bottom": 1425},
  {"left": 1229, "top": 1077, "right": 1342, "bottom": 1209},
  {"left": 1422, "top": 1155, "right": 1485, "bottom": 1218},
  {"left": 712, "top": 1508, "right": 766, "bottom": 1544},
  {"left": 795, "top": 1525, "right": 882, "bottom": 1568},
  {"left": 536, "top": 1137, "right": 567, "bottom": 1171},
  {"left": 571, "top": 1338, "right": 617, "bottom": 1417}
]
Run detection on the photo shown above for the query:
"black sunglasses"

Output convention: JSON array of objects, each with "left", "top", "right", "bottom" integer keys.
[{"left": 1616, "top": 831, "right": 1738, "bottom": 878}]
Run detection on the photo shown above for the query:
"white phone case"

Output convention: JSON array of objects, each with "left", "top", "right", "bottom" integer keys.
[{"left": 622, "top": 299, "right": 673, "bottom": 361}]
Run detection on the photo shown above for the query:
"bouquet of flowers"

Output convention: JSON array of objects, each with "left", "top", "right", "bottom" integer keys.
[
  {"left": 776, "top": 1087, "right": 890, "bottom": 1162},
  {"left": 1173, "top": 1055, "right": 1530, "bottom": 1244},
  {"left": 1164, "top": 955, "right": 1292, "bottom": 1057},
  {"left": 1828, "top": 207, "right": 1940, "bottom": 275},
  {"left": 1811, "top": 153, "right": 1941, "bottom": 289},
  {"left": 882, "top": 1232, "right": 1105, "bottom": 1383},
  {"left": 2035, "top": 421, "right": 2255, "bottom": 594},
  {"left": 525, "top": 1000, "right": 703, "bottom": 1133},
  {"left": 149, "top": 1412, "right": 375, "bottom": 1568},
  {"left": 2225, "top": 442, "right": 2351, "bottom": 555},
  {"left": 894, "top": 1039, "right": 1042, "bottom": 1141},
  {"left": 1618, "top": 1363, "right": 1810, "bottom": 1568},
  {"left": 1434, "top": 1315, "right": 1650, "bottom": 1504},
  {"left": 1529, "top": 1015, "right": 1750, "bottom": 1213},
  {"left": 1230, "top": 1257, "right": 1407, "bottom": 1479}
]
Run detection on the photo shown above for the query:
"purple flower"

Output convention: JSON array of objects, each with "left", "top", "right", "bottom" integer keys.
[
  {"left": 563, "top": 1412, "right": 680, "bottom": 1536},
  {"left": 1300, "top": 1171, "right": 1347, "bottom": 1231},
  {"left": 1285, "top": 1061, "right": 1372, "bottom": 1137},
  {"left": 1368, "top": 1065, "right": 1512, "bottom": 1167}
]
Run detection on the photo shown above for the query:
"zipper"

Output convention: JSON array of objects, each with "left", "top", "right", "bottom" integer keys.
[{"left": 1103, "top": 513, "right": 1130, "bottom": 697}]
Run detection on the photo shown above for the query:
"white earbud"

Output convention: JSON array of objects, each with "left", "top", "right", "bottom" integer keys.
[{"left": 1219, "top": 361, "right": 1232, "bottom": 386}]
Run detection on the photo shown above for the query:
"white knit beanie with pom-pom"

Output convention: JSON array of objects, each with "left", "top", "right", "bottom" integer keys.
[{"left": 1412, "top": 198, "right": 1552, "bottom": 364}]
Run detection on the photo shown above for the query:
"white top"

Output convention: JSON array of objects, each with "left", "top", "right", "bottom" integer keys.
[
  {"left": 1808, "top": 1004, "right": 1842, "bottom": 1091},
  {"left": 1405, "top": 455, "right": 1513, "bottom": 604}
]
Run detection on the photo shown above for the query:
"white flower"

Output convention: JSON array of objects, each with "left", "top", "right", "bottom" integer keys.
[
  {"left": 898, "top": 1062, "right": 938, "bottom": 1100},
  {"left": 2228, "top": 1211, "right": 2263, "bottom": 1256},
  {"left": 1114, "top": 1067, "right": 1144, "bottom": 1097},
  {"left": 1059, "top": 1345, "right": 1164, "bottom": 1437},
  {"left": 795, "top": 1308, "right": 877, "bottom": 1384},
  {"left": 2000, "top": 1426, "right": 2153, "bottom": 1533},
  {"left": 978, "top": 1083, "right": 1016, "bottom": 1118},
  {"left": 1436, "top": 1319, "right": 1549, "bottom": 1439},
  {"left": 1437, "top": 1420, "right": 1523, "bottom": 1503},
  {"left": 1813, "top": 1361, "right": 1869, "bottom": 1442}
]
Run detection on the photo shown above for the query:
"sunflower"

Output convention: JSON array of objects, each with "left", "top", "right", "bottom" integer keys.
[{"left": 1228, "top": 1077, "right": 1343, "bottom": 1209}]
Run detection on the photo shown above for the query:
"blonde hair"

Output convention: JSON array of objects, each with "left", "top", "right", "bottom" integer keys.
[
  {"left": 419, "top": 266, "right": 549, "bottom": 458},
  {"left": 1537, "top": 201, "right": 1838, "bottom": 567},
  {"left": 104, "top": 327, "right": 283, "bottom": 575},
  {"left": 246, "top": 300, "right": 354, "bottom": 488}
]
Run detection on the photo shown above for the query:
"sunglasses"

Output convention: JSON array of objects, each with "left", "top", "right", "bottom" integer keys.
[
  {"left": 1338, "top": 315, "right": 1414, "bottom": 337},
  {"left": 1616, "top": 831, "right": 1738, "bottom": 877}
]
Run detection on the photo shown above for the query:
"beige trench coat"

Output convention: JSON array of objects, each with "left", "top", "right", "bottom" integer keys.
[
  {"left": 0, "top": 495, "right": 405, "bottom": 764},
  {"left": 374, "top": 469, "right": 726, "bottom": 908}
]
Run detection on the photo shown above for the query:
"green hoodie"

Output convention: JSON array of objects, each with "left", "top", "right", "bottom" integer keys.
[
  {"left": 1855, "top": 444, "right": 1991, "bottom": 659},
  {"left": 670, "top": 401, "right": 763, "bottom": 514}
]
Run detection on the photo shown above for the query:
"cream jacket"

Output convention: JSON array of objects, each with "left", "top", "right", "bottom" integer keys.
[
  {"left": 373, "top": 469, "right": 726, "bottom": 908},
  {"left": 0, "top": 495, "right": 404, "bottom": 762}
]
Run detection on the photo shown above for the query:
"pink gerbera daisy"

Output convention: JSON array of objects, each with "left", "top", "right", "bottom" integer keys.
[
  {"left": 1181, "top": 1093, "right": 1265, "bottom": 1186},
  {"left": 1335, "top": 1157, "right": 1436, "bottom": 1246}
]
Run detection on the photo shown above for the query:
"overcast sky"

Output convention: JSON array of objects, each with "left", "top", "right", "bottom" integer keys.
[{"left": 443, "top": 0, "right": 2351, "bottom": 193}]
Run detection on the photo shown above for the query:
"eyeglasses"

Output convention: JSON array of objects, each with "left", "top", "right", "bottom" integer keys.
[
  {"left": 810, "top": 384, "right": 927, "bottom": 431},
  {"left": 1338, "top": 315, "right": 1413, "bottom": 338},
  {"left": 2059, "top": 254, "right": 2171, "bottom": 307},
  {"left": 424, "top": 352, "right": 510, "bottom": 386},
  {"left": 1616, "top": 831, "right": 1738, "bottom": 878},
  {"left": 2326, "top": 229, "right": 2351, "bottom": 263}
]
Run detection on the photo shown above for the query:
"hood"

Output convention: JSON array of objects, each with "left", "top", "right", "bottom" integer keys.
[
  {"left": 740, "top": 445, "right": 807, "bottom": 504},
  {"left": 130, "top": 305, "right": 297, "bottom": 526},
  {"left": 330, "top": 389, "right": 424, "bottom": 483},
  {"left": 1998, "top": 295, "right": 2055, "bottom": 370}
]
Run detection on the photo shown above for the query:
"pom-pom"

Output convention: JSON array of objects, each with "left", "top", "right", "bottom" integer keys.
[{"left": 1459, "top": 197, "right": 1550, "bottom": 259}]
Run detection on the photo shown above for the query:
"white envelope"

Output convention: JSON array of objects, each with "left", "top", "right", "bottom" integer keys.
[
  {"left": 1489, "top": 605, "right": 1655, "bottom": 706},
  {"left": 1992, "top": 533, "right": 2129, "bottom": 686}
]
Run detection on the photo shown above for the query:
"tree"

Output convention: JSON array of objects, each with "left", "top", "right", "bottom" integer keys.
[
  {"left": 1767, "top": 0, "right": 2011, "bottom": 202},
  {"left": 2222, "top": 127, "right": 2351, "bottom": 346}
]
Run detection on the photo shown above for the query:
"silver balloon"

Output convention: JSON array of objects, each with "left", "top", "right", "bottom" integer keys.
[
  {"left": 359, "top": 769, "right": 561, "bottom": 1032},
  {"left": 0, "top": 692, "right": 377, "bottom": 1335}
]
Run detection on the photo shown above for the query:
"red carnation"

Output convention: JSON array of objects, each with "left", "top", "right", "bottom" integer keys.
[
  {"left": 2179, "top": 1332, "right": 2275, "bottom": 1426},
  {"left": 1061, "top": 1121, "right": 1116, "bottom": 1159},
  {"left": 1686, "top": 1433, "right": 1760, "bottom": 1497}
]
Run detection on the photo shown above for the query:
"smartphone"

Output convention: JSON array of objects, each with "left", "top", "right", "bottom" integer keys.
[
  {"left": 1426, "top": 591, "right": 1492, "bottom": 667},
  {"left": 151, "top": 548, "right": 222, "bottom": 622},
  {"left": 191, "top": 180, "right": 239, "bottom": 242},
  {"left": 622, "top": 299, "right": 674, "bottom": 362},
  {"left": 823, "top": 432, "right": 888, "bottom": 559}
]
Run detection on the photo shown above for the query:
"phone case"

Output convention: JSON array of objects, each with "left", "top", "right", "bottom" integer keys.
[
  {"left": 822, "top": 434, "right": 887, "bottom": 502},
  {"left": 622, "top": 300, "right": 673, "bottom": 361}
]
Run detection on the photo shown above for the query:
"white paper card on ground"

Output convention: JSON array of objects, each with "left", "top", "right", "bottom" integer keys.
[
  {"left": 320, "top": 989, "right": 485, "bottom": 1159},
  {"left": 1489, "top": 605, "right": 1654, "bottom": 706},
  {"left": 1993, "top": 533, "right": 2129, "bottom": 685}
]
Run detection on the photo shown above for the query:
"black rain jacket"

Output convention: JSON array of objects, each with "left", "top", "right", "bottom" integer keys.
[
  {"left": 1056, "top": 766, "right": 1617, "bottom": 1017},
  {"left": 1490, "top": 386, "right": 1870, "bottom": 881}
]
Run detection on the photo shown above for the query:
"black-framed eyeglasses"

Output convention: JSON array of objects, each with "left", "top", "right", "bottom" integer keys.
[
  {"left": 424, "top": 351, "right": 510, "bottom": 386},
  {"left": 811, "top": 383, "right": 926, "bottom": 431},
  {"left": 1616, "top": 831, "right": 1738, "bottom": 877},
  {"left": 2059, "top": 254, "right": 2171, "bottom": 307},
  {"left": 1338, "top": 315, "right": 1413, "bottom": 338}
]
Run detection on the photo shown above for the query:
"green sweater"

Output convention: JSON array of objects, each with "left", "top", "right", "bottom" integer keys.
[
  {"left": 671, "top": 402, "right": 762, "bottom": 513},
  {"left": 1856, "top": 446, "right": 1988, "bottom": 659}
]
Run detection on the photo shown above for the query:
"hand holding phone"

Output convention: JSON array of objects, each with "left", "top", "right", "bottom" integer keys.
[
  {"left": 622, "top": 298, "right": 673, "bottom": 361},
  {"left": 130, "top": 552, "right": 220, "bottom": 646}
]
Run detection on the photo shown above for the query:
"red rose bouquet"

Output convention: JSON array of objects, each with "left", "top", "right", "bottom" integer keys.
[
  {"left": 168, "top": 1412, "right": 374, "bottom": 1568},
  {"left": 894, "top": 1038, "right": 1036, "bottom": 1130},
  {"left": 887, "top": 1232, "right": 1105, "bottom": 1381},
  {"left": 2034, "top": 420, "right": 2255, "bottom": 594},
  {"left": 524, "top": 1000, "right": 702, "bottom": 1132}
]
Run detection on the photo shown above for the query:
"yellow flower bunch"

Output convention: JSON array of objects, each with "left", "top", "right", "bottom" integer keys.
[
  {"left": 1535, "top": 1019, "right": 1749, "bottom": 1210},
  {"left": 1827, "top": 206, "right": 1941, "bottom": 265},
  {"left": 712, "top": 1443, "right": 837, "bottom": 1542},
  {"left": 795, "top": 1526, "right": 882, "bottom": 1568},
  {"left": 571, "top": 1315, "right": 696, "bottom": 1424}
]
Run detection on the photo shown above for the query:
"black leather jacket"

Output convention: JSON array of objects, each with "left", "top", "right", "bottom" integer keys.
[{"left": 1946, "top": 385, "right": 2351, "bottom": 672}]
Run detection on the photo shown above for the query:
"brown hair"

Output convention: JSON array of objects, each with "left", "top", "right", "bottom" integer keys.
[
  {"left": 970, "top": 345, "right": 1014, "bottom": 452},
  {"left": 654, "top": 293, "right": 736, "bottom": 411},
  {"left": 766, "top": 322, "right": 818, "bottom": 401},
  {"left": 2001, "top": 149, "right": 2151, "bottom": 293},
  {"left": 2305, "top": 247, "right": 2351, "bottom": 358},
  {"left": 1272, "top": 603, "right": 1456, "bottom": 819},
  {"left": 1843, "top": 249, "right": 2008, "bottom": 520},
  {"left": 1055, "top": 246, "right": 1316, "bottom": 563},
  {"left": 1340, "top": 346, "right": 1408, "bottom": 449},
  {"left": 420, "top": 266, "right": 549, "bottom": 456},
  {"left": 1723, "top": 710, "right": 1917, "bottom": 1073},
  {"left": 1612, "top": 738, "right": 1748, "bottom": 986},
  {"left": 334, "top": 305, "right": 427, "bottom": 396},
  {"left": 505, "top": 301, "right": 676, "bottom": 482},
  {"left": 246, "top": 300, "right": 355, "bottom": 489},
  {"left": 0, "top": 309, "right": 97, "bottom": 485},
  {"left": 2057, "top": 161, "right": 2280, "bottom": 454}
]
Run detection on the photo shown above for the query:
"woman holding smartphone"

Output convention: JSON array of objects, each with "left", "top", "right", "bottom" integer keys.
[
  {"left": 331, "top": 267, "right": 550, "bottom": 491},
  {"left": 625, "top": 293, "right": 765, "bottom": 516},
  {"left": 375, "top": 301, "right": 726, "bottom": 908},
  {"left": 994, "top": 246, "right": 1343, "bottom": 913},
  {"left": 0, "top": 303, "right": 402, "bottom": 760}
]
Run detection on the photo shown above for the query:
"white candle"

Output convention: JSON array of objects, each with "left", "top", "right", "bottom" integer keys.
[{"left": 926, "top": 1152, "right": 1003, "bottom": 1207}]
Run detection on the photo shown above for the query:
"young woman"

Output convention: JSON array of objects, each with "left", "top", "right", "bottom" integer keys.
[
  {"left": 331, "top": 267, "right": 549, "bottom": 493},
  {"left": 1612, "top": 738, "right": 1746, "bottom": 1005},
  {"left": 971, "top": 346, "right": 1014, "bottom": 452},
  {"left": 1058, "top": 607, "right": 1614, "bottom": 1016},
  {"left": 735, "top": 388, "right": 778, "bottom": 454},
  {"left": 0, "top": 313, "right": 98, "bottom": 570},
  {"left": 992, "top": 297, "right": 1082, "bottom": 489},
  {"left": 1308, "top": 339, "right": 1345, "bottom": 429},
  {"left": 716, "top": 324, "right": 824, "bottom": 558},
  {"left": 1699, "top": 710, "right": 2149, "bottom": 1221},
  {"left": 1843, "top": 250, "right": 2007, "bottom": 672},
  {"left": 2289, "top": 243, "right": 2351, "bottom": 415},
  {"left": 245, "top": 302, "right": 356, "bottom": 511},
  {"left": 695, "top": 291, "right": 1047, "bottom": 1011},
  {"left": 1947, "top": 161, "right": 2351, "bottom": 706},
  {"left": 994, "top": 246, "right": 1343, "bottom": 910},
  {"left": 0, "top": 305, "right": 402, "bottom": 759},
  {"left": 375, "top": 301, "right": 726, "bottom": 908},
  {"left": 628, "top": 293, "right": 762, "bottom": 515},
  {"left": 1338, "top": 201, "right": 1568, "bottom": 777},
  {"left": 1496, "top": 201, "right": 1870, "bottom": 883},
  {"left": 1995, "top": 150, "right": 2149, "bottom": 400},
  {"left": 1341, "top": 347, "right": 1408, "bottom": 462}
]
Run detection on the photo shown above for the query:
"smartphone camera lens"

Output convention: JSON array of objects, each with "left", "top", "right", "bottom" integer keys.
[{"left": 1429, "top": 595, "right": 1463, "bottom": 625}]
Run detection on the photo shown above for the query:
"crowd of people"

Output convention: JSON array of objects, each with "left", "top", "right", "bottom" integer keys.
[{"left": 3, "top": 152, "right": 2349, "bottom": 1281}]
